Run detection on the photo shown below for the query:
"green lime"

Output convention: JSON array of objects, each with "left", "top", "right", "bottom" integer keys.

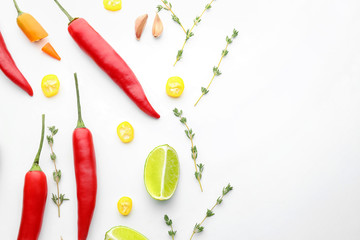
[
  {"left": 105, "top": 226, "right": 148, "bottom": 240},
  {"left": 144, "top": 144, "right": 180, "bottom": 200}
]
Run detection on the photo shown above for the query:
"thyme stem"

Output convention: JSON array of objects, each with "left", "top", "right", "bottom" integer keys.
[
  {"left": 195, "top": 29, "right": 239, "bottom": 106},
  {"left": 158, "top": 0, "right": 216, "bottom": 66},
  {"left": 174, "top": 0, "right": 215, "bottom": 67},
  {"left": 194, "top": 42, "right": 229, "bottom": 106},
  {"left": 190, "top": 0, "right": 214, "bottom": 33},
  {"left": 50, "top": 141, "right": 61, "bottom": 217},
  {"left": 190, "top": 184, "right": 233, "bottom": 240},
  {"left": 47, "top": 126, "right": 69, "bottom": 218},
  {"left": 164, "top": 215, "right": 177, "bottom": 239},
  {"left": 160, "top": 0, "right": 186, "bottom": 34},
  {"left": 184, "top": 122, "right": 203, "bottom": 192},
  {"left": 173, "top": 108, "right": 204, "bottom": 192}
]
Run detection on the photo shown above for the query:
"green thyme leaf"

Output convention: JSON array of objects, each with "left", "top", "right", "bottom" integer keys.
[
  {"left": 201, "top": 87, "right": 209, "bottom": 95},
  {"left": 172, "top": 14, "right": 181, "bottom": 25},
  {"left": 194, "top": 223, "right": 204, "bottom": 233},
  {"left": 206, "top": 209, "right": 215, "bottom": 217},
  {"left": 176, "top": 50, "right": 183, "bottom": 61},
  {"left": 157, "top": 5, "right": 163, "bottom": 12},
  {"left": 232, "top": 29, "right": 239, "bottom": 38}
]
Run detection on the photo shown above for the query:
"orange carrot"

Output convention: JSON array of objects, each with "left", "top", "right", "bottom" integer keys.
[
  {"left": 13, "top": 0, "right": 48, "bottom": 42},
  {"left": 42, "top": 43, "right": 61, "bottom": 61}
]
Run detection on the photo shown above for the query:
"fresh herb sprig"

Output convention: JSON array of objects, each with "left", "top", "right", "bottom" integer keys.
[
  {"left": 190, "top": 184, "right": 233, "bottom": 240},
  {"left": 47, "top": 126, "right": 69, "bottom": 217},
  {"left": 194, "top": 29, "right": 239, "bottom": 106},
  {"left": 157, "top": 0, "right": 186, "bottom": 34},
  {"left": 173, "top": 108, "right": 204, "bottom": 192},
  {"left": 157, "top": 0, "right": 216, "bottom": 66},
  {"left": 164, "top": 215, "right": 177, "bottom": 239}
]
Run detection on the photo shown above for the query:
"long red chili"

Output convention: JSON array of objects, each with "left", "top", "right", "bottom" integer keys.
[
  {"left": 0, "top": 31, "right": 33, "bottom": 96},
  {"left": 73, "top": 73, "right": 97, "bottom": 240},
  {"left": 18, "top": 114, "right": 47, "bottom": 240},
  {"left": 54, "top": 0, "right": 160, "bottom": 119}
]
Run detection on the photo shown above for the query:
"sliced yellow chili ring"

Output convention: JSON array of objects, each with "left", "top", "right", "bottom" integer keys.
[
  {"left": 117, "top": 196, "right": 132, "bottom": 216},
  {"left": 103, "top": 0, "right": 122, "bottom": 11},
  {"left": 41, "top": 74, "right": 60, "bottom": 98},
  {"left": 166, "top": 76, "right": 184, "bottom": 98},
  {"left": 117, "top": 121, "right": 134, "bottom": 143}
]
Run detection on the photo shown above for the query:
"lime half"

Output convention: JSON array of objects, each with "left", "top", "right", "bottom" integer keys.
[
  {"left": 105, "top": 226, "right": 148, "bottom": 240},
  {"left": 144, "top": 144, "right": 180, "bottom": 200}
]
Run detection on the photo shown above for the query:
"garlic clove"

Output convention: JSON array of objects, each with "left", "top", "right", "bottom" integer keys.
[
  {"left": 152, "top": 13, "right": 163, "bottom": 38},
  {"left": 135, "top": 14, "right": 148, "bottom": 40}
]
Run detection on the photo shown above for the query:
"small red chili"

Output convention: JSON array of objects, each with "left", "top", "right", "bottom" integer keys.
[
  {"left": 54, "top": 0, "right": 160, "bottom": 119},
  {"left": 73, "top": 73, "right": 97, "bottom": 240},
  {"left": 0, "top": 31, "right": 33, "bottom": 96},
  {"left": 17, "top": 114, "right": 47, "bottom": 239}
]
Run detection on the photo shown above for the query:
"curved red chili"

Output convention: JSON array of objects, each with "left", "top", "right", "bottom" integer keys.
[
  {"left": 0, "top": 31, "right": 33, "bottom": 96},
  {"left": 73, "top": 73, "right": 97, "bottom": 240},
  {"left": 18, "top": 114, "right": 47, "bottom": 240},
  {"left": 54, "top": 0, "right": 160, "bottom": 119}
]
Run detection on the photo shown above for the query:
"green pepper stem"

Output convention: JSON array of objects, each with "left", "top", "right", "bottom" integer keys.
[
  {"left": 13, "top": 0, "right": 23, "bottom": 16},
  {"left": 74, "top": 73, "right": 86, "bottom": 129},
  {"left": 54, "top": 0, "right": 75, "bottom": 23},
  {"left": 31, "top": 114, "right": 45, "bottom": 171}
]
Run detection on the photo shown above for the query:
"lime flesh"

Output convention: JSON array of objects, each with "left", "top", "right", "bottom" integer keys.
[
  {"left": 105, "top": 226, "right": 148, "bottom": 240},
  {"left": 144, "top": 144, "right": 180, "bottom": 200}
]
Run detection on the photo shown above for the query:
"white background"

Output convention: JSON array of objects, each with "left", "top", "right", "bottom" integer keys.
[{"left": 0, "top": 0, "right": 360, "bottom": 239}]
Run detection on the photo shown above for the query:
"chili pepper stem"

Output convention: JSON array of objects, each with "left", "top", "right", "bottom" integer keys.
[
  {"left": 31, "top": 114, "right": 45, "bottom": 171},
  {"left": 74, "top": 73, "right": 86, "bottom": 129},
  {"left": 54, "top": 0, "right": 75, "bottom": 23},
  {"left": 13, "top": 0, "right": 23, "bottom": 16}
]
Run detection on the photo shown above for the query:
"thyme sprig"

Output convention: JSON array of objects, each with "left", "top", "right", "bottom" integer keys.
[
  {"left": 190, "top": 184, "right": 233, "bottom": 240},
  {"left": 173, "top": 108, "right": 204, "bottom": 192},
  {"left": 164, "top": 215, "right": 177, "bottom": 239},
  {"left": 47, "top": 126, "right": 69, "bottom": 217},
  {"left": 157, "top": 0, "right": 186, "bottom": 34},
  {"left": 157, "top": 0, "right": 216, "bottom": 66},
  {"left": 194, "top": 29, "right": 239, "bottom": 106}
]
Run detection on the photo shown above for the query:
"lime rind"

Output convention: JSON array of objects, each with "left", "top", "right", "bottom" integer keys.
[
  {"left": 144, "top": 144, "right": 180, "bottom": 201},
  {"left": 105, "top": 226, "right": 148, "bottom": 240}
]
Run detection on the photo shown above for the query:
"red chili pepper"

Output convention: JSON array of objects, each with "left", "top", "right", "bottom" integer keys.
[
  {"left": 73, "top": 73, "right": 97, "bottom": 240},
  {"left": 54, "top": 0, "right": 160, "bottom": 119},
  {"left": 18, "top": 114, "right": 47, "bottom": 240},
  {"left": 0, "top": 31, "right": 33, "bottom": 96}
]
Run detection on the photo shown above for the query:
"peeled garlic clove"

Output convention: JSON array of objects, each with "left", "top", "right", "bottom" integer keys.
[
  {"left": 152, "top": 13, "right": 163, "bottom": 38},
  {"left": 135, "top": 14, "right": 148, "bottom": 40}
]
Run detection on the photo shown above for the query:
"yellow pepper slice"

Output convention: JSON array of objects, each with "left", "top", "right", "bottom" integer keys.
[
  {"left": 166, "top": 76, "right": 184, "bottom": 98},
  {"left": 41, "top": 74, "right": 60, "bottom": 98},
  {"left": 117, "top": 121, "right": 134, "bottom": 143},
  {"left": 117, "top": 196, "right": 132, "bottom": 216},
  {"left": 103, "top": 0, "right": 122, "bottom": 11}
]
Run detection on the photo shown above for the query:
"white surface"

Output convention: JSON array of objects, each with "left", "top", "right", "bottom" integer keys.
[{"left": 0, "top": 0, "right": 360, "bottom": 239}]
